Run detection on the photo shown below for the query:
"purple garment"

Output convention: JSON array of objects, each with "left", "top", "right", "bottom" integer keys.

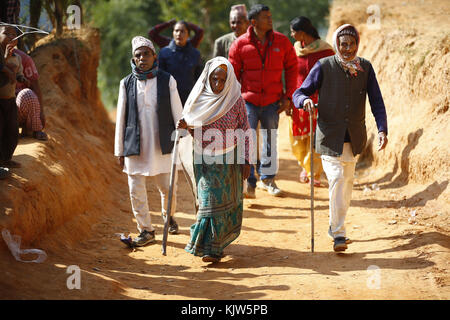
[{"left": 292, "top": 60, "right": 388, "bottom": 135}]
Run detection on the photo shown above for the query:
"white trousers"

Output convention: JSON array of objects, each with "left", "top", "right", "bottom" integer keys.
[
  {"left": 127, "top": 172, "right": 178, "bottom": 233},
  {"left": 321, "top": 143, "right": 356, "bottom": 239}
]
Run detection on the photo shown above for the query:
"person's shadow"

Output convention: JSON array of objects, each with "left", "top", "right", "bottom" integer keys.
[
  {"left": 351, "top": 179, "right": 448, "bottom": 209},
  {"left": 355, "top": 128, "right": 423, "bottom": 189}
]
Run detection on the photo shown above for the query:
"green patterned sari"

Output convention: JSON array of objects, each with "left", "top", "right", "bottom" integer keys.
[{"left": 185, "top": 150, "right": 243, "bottom": 257}]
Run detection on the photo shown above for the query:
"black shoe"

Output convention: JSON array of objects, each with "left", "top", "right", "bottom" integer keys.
[
  {"left": 168, "top": 217, "right": 179, "bottom": 235},
  {"left": 132, "top": 230, "right": 155, "bottom": 247},
  {"left": 333, "top": 237, "right": 348, "bottom": 252},
  {"left": 328, "top": 226, "right": 352, "bottom": 244}
]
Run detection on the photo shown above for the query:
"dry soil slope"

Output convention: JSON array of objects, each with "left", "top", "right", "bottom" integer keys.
[
  {"left": 327, "top": 0, "right": 449, "bottom": 184},
  {"left": 0, "top": 28, "right": 126, "bottom": 247}
]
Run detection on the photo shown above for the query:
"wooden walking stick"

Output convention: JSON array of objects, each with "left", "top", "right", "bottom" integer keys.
[
  {"left": 309, "top": 105, "right": 317, "bottom": 253},
  {"left": 162, "top": 129, "right": 181, "bottom": 255}
]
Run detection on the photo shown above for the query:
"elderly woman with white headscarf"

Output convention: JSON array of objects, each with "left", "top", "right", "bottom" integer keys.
[
  {"left": 292, "top": 24, "right": 388, "bottom": 252},
  {"left": 177, "top": 56, "right": 252, "bottom": 263}
]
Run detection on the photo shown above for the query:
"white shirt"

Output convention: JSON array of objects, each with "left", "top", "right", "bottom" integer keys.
[{"left": 114, "top": 75, "right": 183, "bottom": 176}]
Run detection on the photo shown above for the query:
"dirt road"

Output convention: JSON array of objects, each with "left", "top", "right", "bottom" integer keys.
[{"left": 1, "top": 114, "right": 448, "bottom": 300}]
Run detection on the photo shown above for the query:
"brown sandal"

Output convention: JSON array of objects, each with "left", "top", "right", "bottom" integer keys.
[{"left": 202, "top": 255, "right": 221, "bottom": 263}]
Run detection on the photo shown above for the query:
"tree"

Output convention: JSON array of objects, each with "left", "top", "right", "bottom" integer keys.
[
  {"left": 41, "top": 0, "right": 84, "bottom": 36},
  {"left": 18, "top": 0, "right": 84, "bottom": 50},
  {"left": 84, "top": 0, "right": 162, "bottom": 109},
  {"left": 42, "top": 0, "right": 65, "bottom": 36},
  {"left": 30, "top": 0, "right": 43, "bottom": 31},
  {"left": 262, "top": 0, "right": 330, "bottom": 38}
]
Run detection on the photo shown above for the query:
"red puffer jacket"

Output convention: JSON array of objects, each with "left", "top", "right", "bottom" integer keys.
[{"left": 228, "top": 26, "right": 298, "bottom": 107}]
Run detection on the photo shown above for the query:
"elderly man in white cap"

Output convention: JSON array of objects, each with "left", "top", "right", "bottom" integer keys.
[
  {"left": 213, "top": 4, "right": 249, "bottom": 58},
  {"left": 114, "top": 36, "right": 184, "bottom": 246}
]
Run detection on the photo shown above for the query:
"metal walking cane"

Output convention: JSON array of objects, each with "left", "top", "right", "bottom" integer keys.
[
  {"left": 309, "top": 104, "right": 317, "bottom": 253},
  {"left": 162, "top": 129, "right": 181, "bottom": 255}
]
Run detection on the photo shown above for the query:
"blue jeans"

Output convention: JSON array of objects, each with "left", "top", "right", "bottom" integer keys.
[{"left": 245, "top": 101, "right": 280, "bottom": 188}]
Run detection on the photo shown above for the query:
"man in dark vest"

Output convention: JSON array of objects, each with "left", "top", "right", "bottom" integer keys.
[
  {"left": 292, "top": 24, "right": 388, "bottom": 252},
  {"left": 114, "top": 36, "right": 184, "bottom": 247}
]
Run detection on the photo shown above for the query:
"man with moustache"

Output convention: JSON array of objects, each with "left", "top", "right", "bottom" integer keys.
[{"left": 292, "top": 24, "right": 388, "bottom": 252}]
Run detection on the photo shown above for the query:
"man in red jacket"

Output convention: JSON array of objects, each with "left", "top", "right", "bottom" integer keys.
[{"left": 229, "top": 4, "right": 298, "bottom": 198}]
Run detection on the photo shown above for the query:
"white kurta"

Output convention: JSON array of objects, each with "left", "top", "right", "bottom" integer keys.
[{"left": 114, "top": 75, "right": 183, "bottom": 176}]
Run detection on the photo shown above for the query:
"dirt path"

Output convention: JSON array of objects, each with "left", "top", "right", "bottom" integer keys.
[{"left": 1, "top": 114, "right": 448, "bottom": 300}]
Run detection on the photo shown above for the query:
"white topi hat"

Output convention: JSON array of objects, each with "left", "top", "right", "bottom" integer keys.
[{"left": 131, "top": 36, "right": 155, "bottom": 54}]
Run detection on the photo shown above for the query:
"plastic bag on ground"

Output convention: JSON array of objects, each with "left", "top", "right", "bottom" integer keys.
[{"left": 1, "top": 229, "right": 47, "bottom": 263}]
